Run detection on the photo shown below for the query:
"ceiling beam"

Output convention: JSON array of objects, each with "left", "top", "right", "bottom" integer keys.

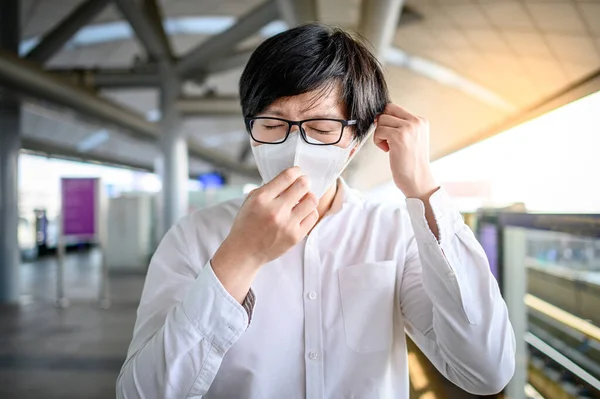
[
  {"left": 187, "top": 140, "right": 259, "bottom": 178},
  {"left": 47, "top": 67, "right": 160, "bottom": 89},
  {"left": 204, "top": 49, "right": 254, "bottom": 74},
  {"left": 0, "top": 50, "right": 160, "bottom": 141},
  {"left": 114, "top": 0, "right": 175, "bottom": 78},
  {"left": 21, "top": 136, "right": 155, "bottom": 172},
  {"left": 142, "top": 0, "right": 174, "bottom": 60},
  {"left": 0, "top": 51, "right": 257, "bottom": 176},
  {"left": 177, "top": 96, "right": 242, "bottom": 117},
  {"left": 21, "top": 136, "right": 208, "bottom": 178},
  {"left": 176, "top": 0, "right": 279, "bottom": 78},
  {"left": 25, "top": 0, "right": 111, "bottom": 64}
]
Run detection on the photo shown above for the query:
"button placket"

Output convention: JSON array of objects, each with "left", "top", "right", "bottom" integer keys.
[{"left": 303, "top": 233, "right": 325, "bottom": 398}]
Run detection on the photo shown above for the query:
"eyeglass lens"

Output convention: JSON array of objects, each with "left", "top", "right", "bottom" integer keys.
[{"left": 250, "top": 118, "right": 345, "bottom": 145}]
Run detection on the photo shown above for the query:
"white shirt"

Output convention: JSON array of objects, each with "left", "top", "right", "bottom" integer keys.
[{"left": 117, "top": 180, "right": 515, "bottom": 399}]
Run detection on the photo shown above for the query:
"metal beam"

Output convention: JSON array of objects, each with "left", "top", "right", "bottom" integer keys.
[
  {"left": 114, "top": 0, "right": 173, "bottom": 68},
  {"left": 177, "top": 0, "right": 279, "bottom": 78},
  {"left": 21, "top": 133, "right": 259, "bottom": 179},
  {"left": 205, "top": 49, "right": 254, "bottom": 74},
  {"left": 22, "top": 136, "right": 204, "bottom": 178},
  {"left": 26, "top": 0, "right": 110, "bottom": 63},
  {"left": 188, "top": 140, "right": 259, "bottom": 178},
  {"left": 0, "top": 50, "right": 160, "bottom": 141},
  {"left": 48, "top": 67, "right": 160, "bottom": 89},
  {"left": 0, "top": 52, "right": 257, "bottom": 177},
  {"left": 142, "top": 0, "right": 174, "bottom": 60},
  {"left": 21, "top": 137, "right": 155, "bottom": 172},
  {"left": 276, "top": 0, "right": 318, "bottom": 27},
  {"left": 176, "top": 96, "right": 242, "bottom": 116}
]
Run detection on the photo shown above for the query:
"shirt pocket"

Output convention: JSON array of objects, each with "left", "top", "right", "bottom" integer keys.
[{"left": 337, "top": 260, "right": 396, "bottom": 353}]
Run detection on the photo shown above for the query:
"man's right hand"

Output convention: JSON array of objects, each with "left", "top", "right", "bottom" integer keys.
[{"left": 211, "top": 167, "right": 319, "bottom": 303}]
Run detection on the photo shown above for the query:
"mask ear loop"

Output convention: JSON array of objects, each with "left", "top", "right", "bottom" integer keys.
[{"left": 334, "top": 122, "right": 377, "bottom": 182}]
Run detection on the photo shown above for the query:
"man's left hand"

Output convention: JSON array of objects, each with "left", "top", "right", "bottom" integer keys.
[{"left": 373, "top": 104, "right": 439, "bottom": 200}]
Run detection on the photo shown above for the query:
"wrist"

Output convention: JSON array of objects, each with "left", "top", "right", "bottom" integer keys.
[
  {"left": 401, "top": 176, "right": 439, "bottom": 200},
  {"left": 212, "top": 238, "right": 262, "bottom": 304},
  {"left": 213, "top": 237, "right": 264, "bottom": 273}
]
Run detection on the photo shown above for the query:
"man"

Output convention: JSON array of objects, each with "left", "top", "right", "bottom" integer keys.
[{"left": 117, "top": 24, "right": 515, "bottom": 398}]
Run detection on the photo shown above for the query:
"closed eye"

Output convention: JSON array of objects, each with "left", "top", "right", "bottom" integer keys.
[
  {"left": 264, "top": 124, "right": 286, "bottom": 130},
  {"left": 309, "top": 128, "right": 335, "bottom": 134}
]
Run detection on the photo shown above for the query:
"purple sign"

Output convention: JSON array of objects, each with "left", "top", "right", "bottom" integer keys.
[
  {"left": 61, "top": 178, "right": 97, "bottom": 236},
  {"left": 479, "top": 223, "right": 499, "bottom": 282}
]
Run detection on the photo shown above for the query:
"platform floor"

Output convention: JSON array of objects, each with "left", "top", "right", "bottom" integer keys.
[
  {"left": 0, "top": 249, "right": 483, "bottom": 399},
  {"left": 0, "top": 249, "right": 143, "bottom": 399}
]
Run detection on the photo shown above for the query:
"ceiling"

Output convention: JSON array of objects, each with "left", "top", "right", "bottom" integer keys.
[{"left": 11, "top": 0, "right": 600, "bottom": 188}]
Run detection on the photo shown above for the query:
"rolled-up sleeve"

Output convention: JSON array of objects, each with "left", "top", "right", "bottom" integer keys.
[
  {"left": 400, "top": 188, "right": 516, "bottom": 395},
  {"left": 116, "top": 219, "right": 252, "bottom": 399}
]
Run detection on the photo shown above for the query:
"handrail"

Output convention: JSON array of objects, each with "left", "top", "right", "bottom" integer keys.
[
  {"left": 526, "top": 332, "right": 600, "bottom": 392},
  {"left": 525, "top": 294, "right": 600, "bottom": 342}
]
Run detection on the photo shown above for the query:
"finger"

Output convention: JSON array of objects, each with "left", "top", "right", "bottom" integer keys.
[
  {"left": 377, "top": 114, "right": 410, "bottom": 129},
  {"left": 278, "top": 175, "right": 311, "bottom": 206},
  {"left": 260, "top": 167, "right": 302, "bottom": 199},
  {"left": 384, "top": 103, "right": 419, "bottom": 122},
  {"left": 373, "top": 126, "right": 403, "bottom": 152},
  {"left": 291, "top": 192, "right": 318, "bottom": 221},
  {"left": 299, "top": 209, "right": 319, "bottom": 233},
  {"left": 373, "top": 134, "right": 389, "bottom": 152}
]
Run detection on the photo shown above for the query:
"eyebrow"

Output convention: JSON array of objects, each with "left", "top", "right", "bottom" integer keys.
[{"left": 261, "top": 108, "right": 347, "bottom": 120}]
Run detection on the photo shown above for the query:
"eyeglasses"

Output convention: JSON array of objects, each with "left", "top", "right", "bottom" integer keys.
[{"left": 245, "top": 117, "right": 357, "bottom": 146}]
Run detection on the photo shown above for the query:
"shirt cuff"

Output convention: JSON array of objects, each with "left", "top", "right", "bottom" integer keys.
[
  {"left": 180, "top": 262, "right": 250, "bottom": 354},
  {"left": 405, "top": 187, "right": 463, "bottom": 245}
]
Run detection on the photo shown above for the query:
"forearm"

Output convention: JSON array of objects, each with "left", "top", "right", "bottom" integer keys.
[{"left": 212, "top": 238, "right": 261, "bottom": 304}]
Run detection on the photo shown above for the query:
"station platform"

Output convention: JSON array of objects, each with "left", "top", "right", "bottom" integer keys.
[{"left": 0, "top": 250, "right": 142, "bottom": 399}]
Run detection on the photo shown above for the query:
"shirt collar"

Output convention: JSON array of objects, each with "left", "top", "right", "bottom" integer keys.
[{"left": 325, "top": 178, "right": 364, "bottom": 216}]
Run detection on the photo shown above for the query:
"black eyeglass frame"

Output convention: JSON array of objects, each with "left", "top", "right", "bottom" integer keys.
[{"left": 244, "top": 116, "right": 358, "bottom": 146}]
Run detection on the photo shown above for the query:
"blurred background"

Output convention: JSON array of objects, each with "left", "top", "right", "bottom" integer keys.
[{"left": 0, "top": 0, "right": 599, "bottom": 398}]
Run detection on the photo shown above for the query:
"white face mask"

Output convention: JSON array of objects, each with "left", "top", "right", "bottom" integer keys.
[{"left": 251, "top": 132, "right": 356, "bottom": 198}]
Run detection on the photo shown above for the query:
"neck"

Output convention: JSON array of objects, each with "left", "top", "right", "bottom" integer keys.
[{"left": 316, "top": 181, "right": 338, "bottom": 221}]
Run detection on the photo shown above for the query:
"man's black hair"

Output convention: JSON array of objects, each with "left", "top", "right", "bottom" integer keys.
[{"left": 239, "top": 23, "right": 390, "bottom": 141}]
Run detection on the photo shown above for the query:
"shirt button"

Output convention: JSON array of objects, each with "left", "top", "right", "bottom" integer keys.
[
  {"left": 308, "top": 351, "right": 318, "bottom": 360},
  {"left": 307, "top": 292, "right": 317, "bottom": 300}
]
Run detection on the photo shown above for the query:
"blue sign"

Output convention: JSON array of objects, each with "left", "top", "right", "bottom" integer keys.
[{"left": 198, "top": 172, "right": 225, "bottom": 189}]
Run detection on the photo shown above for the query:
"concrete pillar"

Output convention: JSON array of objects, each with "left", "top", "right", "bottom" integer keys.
[
  {"left": 347, "top": 0, "right": 405, "bottom": 192},
  {"left": 358, "top": 0, "right": 404, "bottom": 60},
  {"left": 158, "top": 61, "right": 188, "bottom": 236},
  {"left": 0, "top": 0, "right": 21, "bottom": 304}
]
